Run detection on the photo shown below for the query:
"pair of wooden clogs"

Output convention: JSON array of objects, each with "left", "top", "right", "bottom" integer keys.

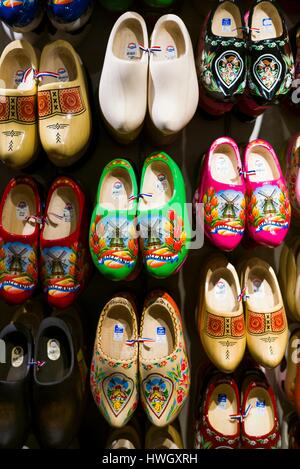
[
  {"left": 197, "top": 254, "right": 288, "bottom": 373},
  {"left": 0, "top": 39, "right": 91, "bottom": 169},
  {"left": 90, "top": 291, "right": 190, "bottom": 428}
]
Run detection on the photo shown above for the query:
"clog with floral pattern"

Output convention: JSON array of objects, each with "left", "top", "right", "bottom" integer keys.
[
  {"left": 240, "top": 257, "right": 288, "bottom": 368},
  {"left": 194, "top": 137, "right": 246, "bottom": 251},
  {"left": 0, "top": 176, "right": 41, "bottom": 305},
  {"left": 139, "top": 291, "right": 190, "bottom": 427},
  {"left": 40, "top": 176, "right": 90, "bottom": 309},
  {"left": 138, "top": 152, "right": 190, "bottom": 278},
  {"left": 90, "top": 294, "right": 139, "bottom": 428},
  {"left": 240, "top": 369, "right": 281, "bottom": 449},
  {"left": 89, "top": 159, "right": 139, "bottom": 281},
  {"left": 244, "top": 139, "right": 290, "bottom": 247},
  {"left": 194, "top": 371, "right": 240, "bottom": 449}
]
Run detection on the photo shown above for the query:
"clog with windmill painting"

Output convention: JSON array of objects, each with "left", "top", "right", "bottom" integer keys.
[
  {"left": 193, "top": 137, "right": 246, "bottom": 251},
  {"left": 244, "top": 139, "right": 290, "bottom": 247},
  {"left": 89, "top": 159, "right": 139, "bottom": 281},
  {"left": 0, "top": 176, "right": 41, "bottom": 305},
  {"left": 38, "top": 40, "right": 91, "bottom": 167},
  {"left": 138, "top": 152, "right": 190, "bottom": 279},
  {"left": 40, "top": 177, "right": 90, "bottom": 309}
]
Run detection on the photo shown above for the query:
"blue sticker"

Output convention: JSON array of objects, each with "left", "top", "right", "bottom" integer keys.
[
  {"left": 222, "top": 18, "right": 231, "bottom": 26},
  {"left": 218, "top": 393, "right": 227, "bottom": 408},
  {"left": 114, "top": 324, "right": 124, "bottom": 341},
  {"left": 157, "top": 327, "right": 166, "bottom": 335},
  {"left": 262, "top": 18, "right": 272, "bottom": 27}
]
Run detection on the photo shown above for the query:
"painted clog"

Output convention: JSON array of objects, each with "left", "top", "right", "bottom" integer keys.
[
  {"left": 197, "top": 254, "right": 246, "bottom": 374},
  {"left": 90, "top": 294, "right": 139, "bottom": 428},
  {"left": 244, "top": 139, "right": 290, "bottom": 247},
  {"left": 194, "top": 371, "right": 240, "bottom": 449},
  {"left": 0, "top": 177, "right": 40, "bottom": 305},
  {"left": 138, "top": 152, "right": 190, "bottom": 278},
  {"left": 241, "top": 369, "right": 281, "bottom": 449},
  {"left": 89, "top": 159, "right": 138, "bottom": 281},
  {"left": 197, "top": 0, "right": 247, "bottom": 115},
  {"left": 0, "top": 40, "right": 38, "bottom": 169},
  {"left": 99, "top": 12, "right": 148, "bottom": 144},
  {"left": 285, "top": 329, "right": 300, "bottom": 417},
  {"left": 47, "top": 0, "right": 93, "bottom": 32},
  {"left": 285, "top": 133, "right": 300, "bottom": 222},
  {"left": 40, "top": 177, "right": 90, "bottom": 309},
  {"left": 194, "top": 137, "right": 246, "bottom": 251},
  {"left": 247, "top": 0, "right": 294, "bottom": 104},
  {"left": 0, "top": 0, "right": 43, "bottom": 32},
  {"left": 38, "top": 40, "right": 91, "bottom": 166},
  {"left": 139, "top": 291, "right": 190, "bottom": 427},
  {"left": 240, "top": 257, "right": 288, "bottom": 368},
  {"left": 148, "top": 14, "right": 198, "bottom": 138}
]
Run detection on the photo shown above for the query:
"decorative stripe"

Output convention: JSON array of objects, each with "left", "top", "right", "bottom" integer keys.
[
  {"left": 206, "top": 312, "right": 245, "bottom": 339},
  {"left": 0, "top": 95, "right": 36, "bottom": 124},
  {"left": 247, "top": 308, "right": 286, "bottom": 335},
  {"left": 38, "top": 86, "right": 85, "bottom": 119}
]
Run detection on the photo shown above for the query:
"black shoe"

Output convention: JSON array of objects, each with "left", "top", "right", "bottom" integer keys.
[
  {"left": 0, "top": 323, "right": 33, "bottom": 448},
  {"left": 32, "top": 315, "right": 86, "bottom": 448},
  {"left": 247, "top": 0, "right": 294, "bottom": 103},
  {"left": 197, "top": 0, "right": 247, "bottom": 103}
]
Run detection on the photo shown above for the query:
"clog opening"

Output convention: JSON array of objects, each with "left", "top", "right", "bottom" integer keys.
[
  {"left": 2, "top": 184, "right": 36, "bottom": 236},
  {"left": 113, "top": 18, "right": 144, "bottom": 61},
  {"left": 43, "top": 187, "right": 79, "bottom": 241},
  {"left": 100, "top": 167, "right": 133, "bottom": 210},
  {"left": 212, "top": 1, "right": 243, "bottom": 39},
  {"left": 141, "top": 302, "right": 175, "bottom": 360},
  {"left": 251, "top": 1, "right": 283, "bottom": 41},
  {"left": 208, "top": 383, "right": 238, "bottom": 436}
]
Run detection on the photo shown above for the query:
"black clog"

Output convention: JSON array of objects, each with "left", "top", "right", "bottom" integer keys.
[
  {"left": 197, "top": 0, "right": 247, "bottom": 103},
  {"left": 0, "top": 323, "right": 33, "bottom": 448},
  {"left": 247, "top": 0, "right": 294, "bottom": 103},
  {"left": 32, "top": 314, "right": 86, "bottom": 449}
]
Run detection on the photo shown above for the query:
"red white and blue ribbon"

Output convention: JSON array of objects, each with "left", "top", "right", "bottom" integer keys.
[
  {"left": 238, "top": 167, "right": 256, "bottom": 178},
  {"left": 139, "top": 44, "right": 162, "bottom": 54},
  {"left": 230, "top": 404, "right": 252, "bottom": 422},
  {"left": 126, "top": 337, "right": 155, "bottom": 346},
  {"left": 35, "top": 71, "right": 60, "bottom": 81},
  {"left": 237, "top": 286, "right": 249, "bottom": 302}
]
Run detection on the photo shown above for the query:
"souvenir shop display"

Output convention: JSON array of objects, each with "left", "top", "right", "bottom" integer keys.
[{"left": 1, "top": 0, "right": 300, "bottom": 453}]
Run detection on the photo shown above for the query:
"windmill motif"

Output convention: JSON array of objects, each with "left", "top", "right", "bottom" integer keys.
[
  {"left": 8, "top": 246, "right": 28, "bottom": 275},
  {"left": 140, "top": 216, "right": 162, "bottom": 248},
  {"left": 105, "top": 218, "right": 128, "bottom": 250},
  {"left": 47, "top": 251, "right": 67, "bottom": 278},
  {"left": 220, "top": 193, "right": 240, "bottom": 219},
  {"left": 258, "top": 189, "right": 278, "bottom": 214}
]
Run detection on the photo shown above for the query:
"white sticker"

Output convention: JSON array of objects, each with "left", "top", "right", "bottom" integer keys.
[
  {"left": 262, "top": 17, "right": 272, "bottom": 29},
  {"left": 112, "top": 181, "right": 124, "bottom": 199},
  {"left": 256, "top": 399, "right": 266, "bottom": 414},
  {"left": 11, "top": 346, "right": 24, "bottom": 368},
  {"left": 126, "top": 42, "right": 138, "bottom": 60},
  {"left": 218, "top": 393, "right": 227, "bottom": 409},
  {"left": 252, "top": 278, "right": 264, "bottom": 297},
  {"left": 156, "top": 326, "right": 166, "bottom": 343},
  {"left": 63, "top": 203, "right": 74, "bottom": 222},
  {"left": 216, "top": 155, "right": 230, "bottom": 175},
  {"left": 114, "top": 324, "right": 124, "bottom": 342},
  {"left": 57, "top": 67, "right": 69, "bottom": 82},
  {"left": 165, "top": 45, "right": 176, "bottom": 60},
  {"left": 254, "top": 158, "right": 267, "bottom": 175},
  {"left": 215, "top": 279, "right": 227, "bottom": 297},
  {"left": 15, "top": 69, "right": 25, "bottom": 86},
  {"left": 222, "top": 18, "right": 232, "bottom": 32},
  {"left": 155, "top": 174, "right": 169, "bottom": 193},
  {"left": 47, "top": 339, "right": 61, "bottom": 361},
  {"left": 16, "top": 201, "right": 29, "bottom": 221}
]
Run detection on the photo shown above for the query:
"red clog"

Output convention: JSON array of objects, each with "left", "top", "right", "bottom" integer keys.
[
  {"left": 194, "top": 372, "right": 241, "bottom": 449},
  {"left": 0, "top": 176, "right": 41, "bottom": 305},
  {"left": 40, "top": 177, "right": 90, "bottom": 309},
  {"left": 241, "top": 370, "right": 281, "bottom": 449}
]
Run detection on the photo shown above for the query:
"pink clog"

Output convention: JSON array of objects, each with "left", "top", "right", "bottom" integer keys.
[
  {"left": 194, "top": 137, "right": 246, "bottom": 251},
  {"left": 244, "top": 139, "right": 291, "bottom": 247}
]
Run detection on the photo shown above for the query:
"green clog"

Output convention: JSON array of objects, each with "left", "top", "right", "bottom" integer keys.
[
  {"left": 138, "top": 152, "right": 190, "bottom": 278},
  {"left": 89, "top": 159, "right": 138, "bottom": 281},
  {"left": 99, "top": 0, "right": 134, "bottom": 12},
  {"left": 143, "top": 0, "right": 177, "bottom": 8}
]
